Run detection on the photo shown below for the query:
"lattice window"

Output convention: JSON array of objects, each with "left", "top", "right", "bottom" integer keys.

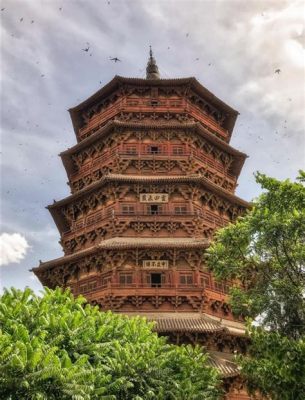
[
  {"left": 174, "top": 205, "right": 187, "bottom": 215},
  {"left": 119, "top": 273, "right": 133, "bottom": 286},
  {"left": 172, "top": 146, "right": 184, "bottom": 155},
  {"left": 180, "top": 274, "right": 193, "bottom": 286},
  {"left": 121, "top": 204, "right": 135, "bottom": 215},
  {"left": 101, "top": 275, "right": 112, "bottom": 287},
  {"left": 88, "top": 280, "right": 97, "bottom": 291},
  {"left": 79, "top": 283, "right": 88, "bottom": 294},
  {"left": 200, "top": 274, "right": 211, "bottom": 288}
]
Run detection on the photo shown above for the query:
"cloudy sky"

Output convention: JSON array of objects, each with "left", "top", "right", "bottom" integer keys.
[{"left": 0, "top": 0, "right": 304, "bottom": 293}]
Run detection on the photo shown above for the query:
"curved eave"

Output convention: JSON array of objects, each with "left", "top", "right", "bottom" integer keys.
[
  {"left": 48, "top": 173, "right": 250, "bottom": 211},
  {"left": 60, "top": 120, "right": 247, "bottom": 178},
  {"left": 68, "top": 76, "right": 238, "bottom": 135},
  {"left": 47, "top": 174, "right": 249, "bottom": 236},
  {"left": 32, "top": 237, "right": 210, "bottom": 275}
]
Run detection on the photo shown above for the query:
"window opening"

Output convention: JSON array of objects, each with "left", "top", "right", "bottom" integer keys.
[
  {"left": 149, "top": 146, "right": 160, "bottom": 154},
  {"left": 148, "top": 204, "right": 162, "bottom": 215},
  {"left": 151, "top": 273, "right": 162, "bottom": 288}
]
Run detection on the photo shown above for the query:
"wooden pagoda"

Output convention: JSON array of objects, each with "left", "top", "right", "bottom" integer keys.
[{"left": 33, "top": 49, "right": 252, "bottom": 399}]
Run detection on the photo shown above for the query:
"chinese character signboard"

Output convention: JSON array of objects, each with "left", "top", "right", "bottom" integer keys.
[
  {"left": 140, "top": 193, "right": 169, "bottom": 203},
  {"left": 142, "top": 260, "right": 169, "bottom": 269}
]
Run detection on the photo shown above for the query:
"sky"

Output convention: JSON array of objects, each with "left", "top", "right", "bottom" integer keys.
[{"left": 0, "top": 0, "right": 304, "bottom": 293}]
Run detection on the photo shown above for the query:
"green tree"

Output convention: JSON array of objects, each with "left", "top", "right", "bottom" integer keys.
[
  {"left": 207, "top": 172, "right": 305, "bottom": 399},
  {"left": 0, "top": 287, "right": 221, "bottom": 400}
]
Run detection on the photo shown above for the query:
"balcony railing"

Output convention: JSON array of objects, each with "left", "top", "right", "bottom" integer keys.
[
  {"left": 78, "top": 97, "right": 229, "bottom": 141},
  {"left": 63, "top": 207, "right": 229, "bottom": 236},
  {"left": 70, "top": 145, "right": 236, "bottom": 183},
  {"left": 75, "top": 282, "right": 230, "bottom": 297}
]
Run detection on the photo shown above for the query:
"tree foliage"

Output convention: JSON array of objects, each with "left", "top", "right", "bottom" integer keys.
[
  {"left": 207, "top": 171, "right": 305, "bottom": 399},
  {"left": 0, "top": 287, "right": 221, "bottom": 400}
]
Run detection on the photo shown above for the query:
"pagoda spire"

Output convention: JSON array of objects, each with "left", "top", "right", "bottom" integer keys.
[{"left": 146, "top": 46, "right": 160, "bottom": 79}]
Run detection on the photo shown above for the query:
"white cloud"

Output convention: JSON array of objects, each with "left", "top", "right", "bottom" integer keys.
[{"left": 0, "top": 233, "right": 30, "bottom": 266}]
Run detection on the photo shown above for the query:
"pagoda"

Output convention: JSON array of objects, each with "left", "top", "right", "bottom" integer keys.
[{"left": 33, "top": 48, "right": 251, "bottom": 399}]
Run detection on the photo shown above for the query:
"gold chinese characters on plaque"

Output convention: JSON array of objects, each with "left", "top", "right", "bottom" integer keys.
[
  {"left": 142, "top": 260, "right": 169, "bottom": 269},
  {"left": 140, "top": 193, "right": 168, "bottom": 203}
]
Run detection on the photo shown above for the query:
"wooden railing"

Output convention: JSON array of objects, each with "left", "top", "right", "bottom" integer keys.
[
  {"left": 70, "top": 144, "right": 236, "bottom": 183},
  {"left": 78, "top": 97, "right": 229, "bottom": 141},
  {"left": 62, "top": 207, "right": 230, "bottom": 236},
  {"left": 75, "top": 281, "right": 230, "bottom": 296}
]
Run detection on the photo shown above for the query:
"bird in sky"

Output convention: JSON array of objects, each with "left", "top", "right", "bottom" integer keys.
[
  {"left": 109, "top": 57, "right": 121, "bottom": 62},
  {"left": 82, "top": 44, "right": 90, "bottom": 52},
  {"left": 186, "top": 33, "right": 189, "bottom": 37},
  {"left": 20, "top": 17, "right": 23, "bottom": 22},
  {"left": 1, "top": 8, "right": 5, "bottom": 11},
  {"left": 31, "top": 20, "right": 34, "bottom": 23},
  {"left": 275, "top": 68, "right": 281, "bottom": 74},
  {"left": 195, "top": 58, "right": 199, "bottom": 61},
  {"left": 59, "top": 7, "right": 62, "bottom": 11}
]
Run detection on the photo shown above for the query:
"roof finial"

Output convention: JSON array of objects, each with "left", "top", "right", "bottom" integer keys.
[{"left": 146, "top": 46, "right": 160, "bottom": 80}]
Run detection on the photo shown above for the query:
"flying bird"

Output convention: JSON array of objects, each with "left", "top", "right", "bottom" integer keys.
[
  {"left": 82, "top": 45, "right": 90, "bottom": 52},
  {"left": 31, "top": 20, "right": 34, "bottom": 23},
  {"left": 20, "top": 17, "right": 23, "bottom": 22},
  {"left": 186, "top": 33, "right": 189, "bottom": 37},
  {"left": 110, "top": 57, "right": 121, "bottom": 62},
  {"left": 195, "top": 58, "right": 199, "bottom": 61},
  {"left": 59, "top": 7, "right": 62, "bottom": 11},
  {"left": 1, "top": 8, "right": 5, "bottom": 11},
  {"left": 275, "top": 68, "right": 281, "bottom": 74}
]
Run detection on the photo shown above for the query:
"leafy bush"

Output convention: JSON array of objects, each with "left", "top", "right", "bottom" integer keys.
[{"left": 0, "top": 287, "right": 221, "bottom": 400}]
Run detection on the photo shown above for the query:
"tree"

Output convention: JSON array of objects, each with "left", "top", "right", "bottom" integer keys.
[
  {"left": 0, "top": 287, "right": 221, "bottom": 400},
  {"left": 207, "top": 171, "right": 305, "bottom": 399}
]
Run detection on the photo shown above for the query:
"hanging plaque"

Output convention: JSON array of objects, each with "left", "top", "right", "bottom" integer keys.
[
  {"left": 140, "top": 193, "right": 168, "bottom": 203},
  {"left": 142, "top": 260, "right": 169, "bottom": 269}
]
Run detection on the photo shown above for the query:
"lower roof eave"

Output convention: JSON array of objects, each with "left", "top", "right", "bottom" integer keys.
[
  {"left": 32, "top": 237, "right": 210, "bottom": 273},
  {"left": 48, "top": 173, "right": 250, "bottom": 210}
]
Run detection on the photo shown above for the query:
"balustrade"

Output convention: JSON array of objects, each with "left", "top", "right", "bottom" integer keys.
[
  {"left": 63, "top": 205, "right": 229, "bottom": 236},
  {"left": 75, "top": 278, "right": 230, "bottom": 296},
  {"left": 78, "top": 97, "right": 229, "bottom": 141},
  {"left": 70, "top": 143, "right": 236, "bottom": 183}
]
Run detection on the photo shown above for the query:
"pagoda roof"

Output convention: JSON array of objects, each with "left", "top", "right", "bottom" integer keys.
[
  {"left": 48, "top": 173, "right": 250, "bottom": 211},
  {"left": 208, "top": 352, "right": 240, "bottom": 378},
  {"left": 68, "top": 76, "right": 239, "bottom": 135},
  {"left": 32, "top": 237, "right": 210, "bottom": 272},
  {"left": 123, "top": 312, "right": 245, "bottom": 336},
  {"left": 123, "top": 312, "right": 243, "bottom": 378},
  {"left": 60, "top": 120, "right": 247, "bottom": 178}
]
